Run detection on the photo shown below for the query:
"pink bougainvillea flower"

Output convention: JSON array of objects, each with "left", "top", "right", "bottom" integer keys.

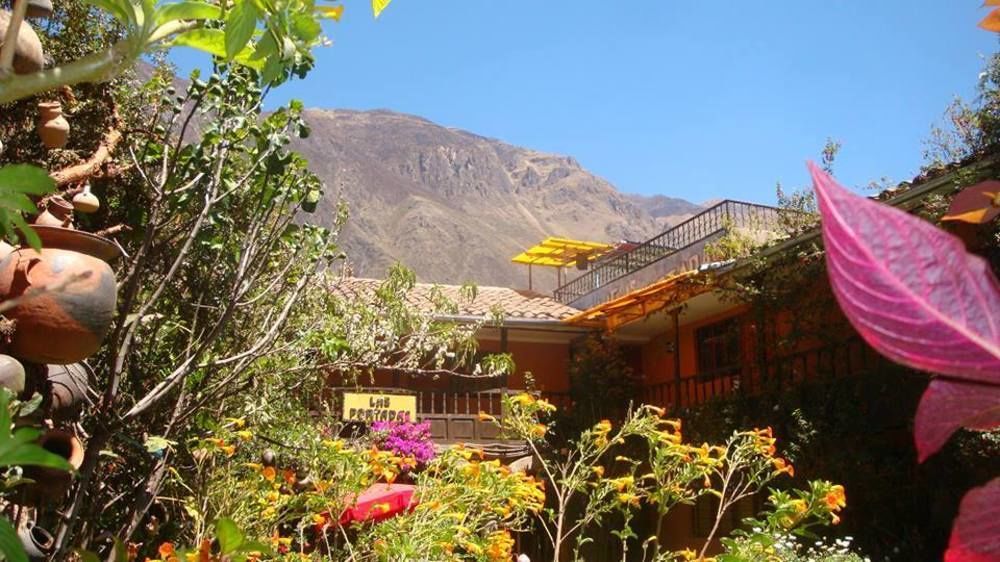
[
  {"left": 809, "top": 162, "right": 1000, "bottom": 382},
  {"left": 941, "top": 180, "right": 1000, "bottom": 224}
]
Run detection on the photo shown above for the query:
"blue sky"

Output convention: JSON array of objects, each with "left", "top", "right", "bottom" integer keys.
[{"left": 177, "top": 2, "right": 999, "bottom": 204}]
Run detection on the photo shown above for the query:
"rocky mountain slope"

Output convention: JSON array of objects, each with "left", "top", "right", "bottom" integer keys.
[{"left": 291, "top": 109, "right": 699, "bottom": 291}]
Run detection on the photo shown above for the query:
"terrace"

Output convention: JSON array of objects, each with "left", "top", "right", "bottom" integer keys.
[{"left": 553, "top": 200, "right": 786, "bottom": 308}]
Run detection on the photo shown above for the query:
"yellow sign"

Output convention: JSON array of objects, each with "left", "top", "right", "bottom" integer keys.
[{"left": 342, "top": 392, "right": 417, "bottom": 423}]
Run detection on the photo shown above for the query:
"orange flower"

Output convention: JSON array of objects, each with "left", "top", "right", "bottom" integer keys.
[
  {"left": 158, "top": 542, "right": 175, "bottom": 558},
  {"left": 772, "top": 457, "right": 794, "bottom": 477},
  {"left": 825, "top": 485, "right": 846, "bottom": 510},
  {"left": 591, "top": 466, "right": 605, "bottom": 477},
  {"left": 283, "top": 469, "right": 296, "bottom": 485},
  {"left": 477, "top": 411, "right": 496, "bottom": 422}
]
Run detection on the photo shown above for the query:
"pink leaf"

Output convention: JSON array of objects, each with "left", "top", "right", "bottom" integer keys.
[
  {"left": 945, "top": 478, "right": 1000, "bottom": 562},
  {"left": 809, "top": 162, "right": 1000, "bottom": 382},
  {"left": 914, "top": 379, "right": 1000, "bottom": 462}
]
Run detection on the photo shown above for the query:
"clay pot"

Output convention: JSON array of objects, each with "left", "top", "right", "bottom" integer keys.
[
  {"left": 36, "top": 101, "right": 70, "bottom": 149},
  {"left": 0, "top": 10, "right": 44, "bottom": 74},
  {"left": 33, "top": 196, "right": 73, "bottom": 228},
  {"left": 22, "top": 429, "right": 84, "bottom": 504},
  {"left": 17, "top": 520, "right": 54, "bottom": 560},
  {"left": 0, "top": 246, "right": 116, "bottom": 364},
  {"left": 25, "top": 0, "right": 52, "bottom": 19},
  {"left": 47, "top": 362, "right": 89, "bottom": 415},
  {"left": 0, "top": 241, "right": 14, "bottom": 261},
  {"left": 0, "top": 355, "right": 25, "bottom": 396},
  {"left": 72, "top": 184, "right": 100, "bottom": 214},
  {"left": 261, "top": 449, "right": 276, "bottom": 467}
]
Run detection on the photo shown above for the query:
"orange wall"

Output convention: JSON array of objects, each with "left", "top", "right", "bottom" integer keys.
[
  {"left": 478, "top": 338, "right": 571, "bottom": 393},
  {"left": 639, "top": 305, "right": 751, "bottom": 387}
]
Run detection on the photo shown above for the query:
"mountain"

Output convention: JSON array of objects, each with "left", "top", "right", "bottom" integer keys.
[
  {"left": 624, "top": 193, "right": 704, "bottom": 229},
  {"left": 290, "top": 109, "right": 700, "bottom": 291}
]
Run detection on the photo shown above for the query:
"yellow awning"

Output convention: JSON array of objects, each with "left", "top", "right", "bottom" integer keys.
[
  {"left": 563, "top": 270, "right": 712, "bottom": 331},
  {"left": 511, "top": 237, "right": 614, "bottom": 268}
]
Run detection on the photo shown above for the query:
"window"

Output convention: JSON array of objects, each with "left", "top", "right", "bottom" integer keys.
[{"left": 695, "top": 317, "right": 741, "bottom": 378}]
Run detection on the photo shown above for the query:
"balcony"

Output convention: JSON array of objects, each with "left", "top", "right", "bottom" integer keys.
[{"left": 554, "top": 200, "right": 786, "bottom": 308}]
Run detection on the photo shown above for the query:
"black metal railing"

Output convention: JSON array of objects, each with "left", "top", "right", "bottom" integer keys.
[
  {"left": 554, "top": 200, "right": 785, "bottom": 304},
  {"left": 639, "top": 337, "right": 888, "bottom": 410}
]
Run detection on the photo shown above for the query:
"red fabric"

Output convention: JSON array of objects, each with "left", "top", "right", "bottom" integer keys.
[{"left": 338, "top": 483, "right": 418, "bottom": 525}]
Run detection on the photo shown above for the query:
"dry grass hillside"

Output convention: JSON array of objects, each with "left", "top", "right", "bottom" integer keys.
[{"left": 292, "top": 109, "right": 700, "bottom": 292}]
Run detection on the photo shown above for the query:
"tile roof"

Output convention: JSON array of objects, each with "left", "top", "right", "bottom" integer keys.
[{"left": 332, "top": 277, "right": 581, "bottom": 321}]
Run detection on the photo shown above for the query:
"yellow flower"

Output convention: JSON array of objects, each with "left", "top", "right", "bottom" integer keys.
[
  {"left": 610, "top": 476, "right": 634, "bottom": 491},
  {"left": 512, "top": 393, "right": 536, "bottom": 407},
  {"left": 617, "top": 492, "right": 641, "bottom": 507},
  {"left": 591, "top": 465, "right": 605, "bottom": 477},
  {"left": 225, "top": 417, "right": 246, "bottom": 429},
  {"left": 790, "top": 499, "right": 808, "bottom": 514},
  {"left": 536, "top": 399, "right": 557, "bottom": 413},
  {"left": 485, "top": 530, "right": 515, "bottom": 561},
  {"left": 235, "top": 430, "right": 253, "bottom": 442},
  {"left": 531, "top": 423, "right": 547, "bottom": 438},
  {"left": 593, "top": 419, "right": 612, "bottom": 435}
]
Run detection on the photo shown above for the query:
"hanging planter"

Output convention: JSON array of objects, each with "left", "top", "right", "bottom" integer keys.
[
  {"left": 0, "top": 354, "right": 25, "bottom": 396},
  {"left": 21, "top": 429, "right": 84, "bottom": 503},
  {"left": 0, "top": 243, "right": 116, "bottom": 364},
  {"left": 33, "top": 196, "right": 74, "bottom": 228},
  {"left": 17, "top": 520, "right": 55, "bottom": 561},
  {"left": 36, "top": 101, "right": 71, "bottom": 150},
  {"left": 0, "top": 10, "right": 44, "bottom": 74},
  {"left": 72, "top": 184, "right": 100, "bottom": 214},
  {"left": 24, "top": 0, "right": 52, "bottom": 19},
  {"left": 47, "top": 361, "right": 89, "bottom": 417}
]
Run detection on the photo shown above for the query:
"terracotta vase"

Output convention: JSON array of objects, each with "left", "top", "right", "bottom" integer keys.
[
  {"left": 47, "top": 362, "right": 89, "bottom": 416},
  {"left": 72, "top": 184, "right": 100, "bottom": 214},
  {"left": 36, "top": 101, "right": 70, "bottom": 149},
  {"left": 0, "top": 10, "right": 44, "bottom": 74},
  {"left": 33, "top": 196, "right": 73, "bottom": 228},
  {"left": 0, "top": 241, "right": 14, "bottom": 261},
  {"left": 17, "top": 520, "right": 54, "bottom": 560},
  {"left": 0, "top": 246, "right": 116, "bottom": 364},
  {"left": 25, "top": 0, "right": 52, "bottom": 19},
  {"left": 0, "top": 354, "right": 26, "bottom": 396},
  {"left": 22, "top": 429, "right": 85, "bottom": 504}
]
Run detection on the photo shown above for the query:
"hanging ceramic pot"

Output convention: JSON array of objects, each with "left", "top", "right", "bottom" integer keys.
[
  {"left": 72, "top": 184, "right": 100, "bottom": 214},
  {"left": 17, "top": 520, "right": 54, "bottom": 560},
  {"left": 24, "top": 0, "right": 52, "bottom": 19},
  {"left": 36, "top": 102, "right": 70, "bottom": 150},
  {"left": 0, "top": 246, "right": 116, "bottom": 364},
  {"left": 22, "top": 429, "right": 84, "bottom": 504},
  {"left": 33, "top": 196, "right": 73, "bottom": 228},
  {"left": 0, "top": 10, "right": 44, "bottom": 74},
  {"left": 261, "top": 449, "right": 277, "bottom": 467},
  {"left": 47, "top": 362, "right": 89, "bottom": 416},
  {"left": 0, "top": 355, "right": 26, "bottom": 396},
  {"left": 0, "top": 241, "right": 14, "bottom": 261}
]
